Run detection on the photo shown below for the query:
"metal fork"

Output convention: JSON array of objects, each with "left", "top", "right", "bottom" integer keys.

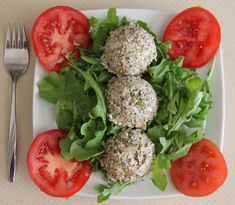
[{"left": 3, "top": 23, "right": 29, "bottom": 182}]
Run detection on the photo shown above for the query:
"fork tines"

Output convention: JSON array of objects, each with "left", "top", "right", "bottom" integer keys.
[{"left": 5, "top": 23, "right": 28, "bottom": 49}]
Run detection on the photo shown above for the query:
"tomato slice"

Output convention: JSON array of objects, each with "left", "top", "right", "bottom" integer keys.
[
  {"left": 163, "top": 7, "right": 221, "bottom": 68},
  {"left": 32, "top": 6, "right": 91, "bottom": 72},
  {"left": 27, "top": 129, "right": 91, "bottom": 198},
  {"left": 170, "top": 138, "right": 227, "bottom": 197}
]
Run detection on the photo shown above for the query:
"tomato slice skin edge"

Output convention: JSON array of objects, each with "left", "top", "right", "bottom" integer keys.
[
  {"left": 32, "top": 6, "right": 90, "bottom": 72},
  {"left": 170, "top": 138, "right": 227, "bottom": 197},
  {"left": 27, "top": 129, "right": 92, "bottom": 198},
  {"left": 163, "top": 7, "right": 221, "bottom": 69}
]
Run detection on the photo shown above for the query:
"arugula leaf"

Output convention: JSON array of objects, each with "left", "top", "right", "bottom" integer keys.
[
  {"left": 186, "top": 129, "right": 204, "bottom": 143},
  {"left": 97, "top": 70, "right": 113, "bottom": 84},
  {"left": 70, "top": 141, "right": 104, "bottom": 161},
  {"left": 167, "top": 91, "right": 179, "bottom": 114},
  {"left": 165, "top": 71, "right": 175, "bottom": 99},
  {"left": 96, "top": 180, "right": 130, "bottom": 203},
  {"left": 56, "top": 94, "right": 96, "bottom": 131},
  {"left": 107, "top": 123, "right": 123, "bottom": 135},
  {"left": 151, "top": 154, "right": 171, "bottom": 191},
  {"left": 185, "top": 75, "right": 203, "bottom": 92},
  {"left": 185, "top": 118, "right": 206, "bottom": 128},
  {"left": 77, "top": 53, "right": 113, "bottom": 86},
  {"left": 120, "top": 16, "right": 129, "bottom": 26},
  {"left": 38, "top": 70, "right": 83, "bottom": 104},
  {"left": 193, "top": 57, "right": 215, "bottom": 122},
  {"left": 136, "top": 20, "right": 159, "bottom": 38},
  {"left": 115, "top": 182, "right": 130, "bottom": 195},
  {"left": 81, "top": 55, "right": 99, "bottom": 65},
  {"left": 171, "top": 128, "right": 187, "bottom": 148},
  {"left": 59, "top": 137, "right": 74, "bottom": 160},
  {"left": 56, "top": 100, "right": 74, "bottom": 131},
  {"left": 136, "top": 20, "right": 171, "bottom": 60},
  {"left": 168, "top": 91, "right": 203, "bottom": 132},
  {"left": 96, "top": 184, "right": 113, "bottom": 203},
  {"left": 148, "top": 58, "right": 185, "bottom": 85},
  {"left": 59, "top": 129, "right": 78, "bottom": 160},
  {"left": 89, "top": 8, "right": 119, "bottom": 55},
  {"left": 156, "top": 41, "right": 171, "bottom": 60},
  {"left": 205, "top": 57, "right": 216, "bottom": 83},
  {"left": 166, "top": 143, "right": 192, "bottom": 160},
  {"left": 159, "top": 137, "right": 174, "bottom": 153},
  {"left": 147, "top": 126, "right": 166, "bottom": 143}
]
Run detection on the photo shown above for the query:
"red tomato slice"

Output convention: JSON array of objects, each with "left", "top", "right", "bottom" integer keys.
[
  {"left": 32, "top": 6, "right": 91, "bottom": 72},
  {"left": 170, "top": 138, "right": 227, "bottom": 197},
  {"left": 27, "top": 129, "right": 91, "bottom": 198},
  {"left": 163, "top": 7, "right": 221, "bottom": 68}
]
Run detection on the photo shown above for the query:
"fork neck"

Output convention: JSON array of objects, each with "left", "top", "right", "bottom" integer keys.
[{"left": 10, "top": 74, "right": 19, "bottom": 82}]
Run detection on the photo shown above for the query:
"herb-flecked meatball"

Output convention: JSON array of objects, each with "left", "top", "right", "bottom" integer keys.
[
  {"left": 101, "top": 23, "right": 157, "bottom": 75},
  {"left": 100, "top": 129, "right": 155, "bottom": 182},
  {"left": 106, "top": 76, "right": 158, "bottom": 129}
]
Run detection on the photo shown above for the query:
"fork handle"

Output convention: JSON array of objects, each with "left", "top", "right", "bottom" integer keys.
[{"left": 7, "top": 78, "right": 17, "bottom": 182}]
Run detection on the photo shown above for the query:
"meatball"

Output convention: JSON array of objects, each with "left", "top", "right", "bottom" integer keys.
[
  {"left": 106, "top": 76, "right": 158, "bottom": 129},
  {"left": 101, "top": 23, "right": 157, "bottom": 75},
  {"left": 100, "top": 129, "right": 155, "bottom": 182}
]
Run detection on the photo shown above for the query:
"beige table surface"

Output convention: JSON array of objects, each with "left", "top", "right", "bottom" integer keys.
[{"left": 0, "top": 0, "right": 234, "bottom": 204}]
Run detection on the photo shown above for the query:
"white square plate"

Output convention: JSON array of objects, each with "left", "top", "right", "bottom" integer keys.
[{"left": 33, "top": 9, "right": 225, "bottom": 199}]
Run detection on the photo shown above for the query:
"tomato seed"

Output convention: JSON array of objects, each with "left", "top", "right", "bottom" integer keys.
[{"left": 205, "top": 177, "right": 211, "bottom": 184}]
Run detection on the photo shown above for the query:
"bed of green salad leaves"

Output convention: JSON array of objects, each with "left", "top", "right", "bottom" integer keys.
[{"left": 37, "top": 8, "right": 214, "bottom": 202}]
